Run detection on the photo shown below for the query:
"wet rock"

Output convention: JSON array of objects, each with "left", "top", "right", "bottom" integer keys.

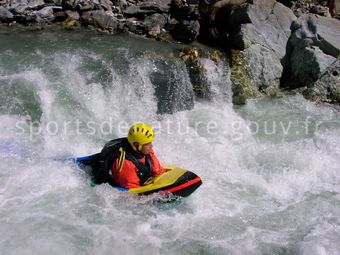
[
  {"left": 143, "top": 13, "right": 168, "bottom": 37},
  {"left": 125, "top": 17, "right": 145, "bottom": 34},
  {"left": 209, "top": 50, "right": 223, "bottom": 62},
  {"left": 275, "top": 0, "right": 293, "bottom": 8},
  {"left": 282, "top": 14, "right": 340, "bottom": 88},
  {"left": 230, "top": 49, "right": 258, "bottom": 105},
  {"left": 100, "top": 0, "right": 113, "bottom": 11},
  {"left": 0, "top": 6, "right": 13, "bottom": 22},
  {"left": 309, "top": 4, "right": 331, "bottom": 17},
  {"left": 81, "top": 10, "right": 119, "bottom": 32},
  {"left": 27, "top": 0, "right": 44, "bottom": 10},
  {"left": 66, "top": 10, "right": 80, "bottom": 20},
  {"left": 0, "top": 0, "right": 10, "bottom": 7},
  {"left": 63, "top": 0, "right": 112, "bottom": 12},
  {"left": 75, "top": 0, "right": 96, "bottom": 12},
  {"left": 36, "top": 6, "right": 55, "bottom": 22},
  {"left": 223, "top": 0, "right": 296, "bottom": 93},
  {"left": 124, "top": 1, "right": 170, "bottom": 18},
  {"left": 151, "top": 0, "right": 171, "bottom": 11},
  {"left": 170, "top": 0, "right": 199, "bottom": 20},
  {"left": 164, "top": 16, "right": 177, "bottom": 31},
  {"left": 10, "top": 2, "right": 29, "bottom": 15},
  {"left": 329, "top": 0, "right": 340, "bottom": 19},
  {"left": 172, "top": 19, "right": 199, "bottom": 43},
  {"left": 150, "top": 58, "right": 195, "bottom": 114},
  {"left": 304, "top": 57, "right": 340, "bottom": 104},
  {"left": 207, "top": 0, "right": 247, "bottom": 25},
  {"left": 293, "top": 1, "right": 330, "bottom": 17},
  {"left": 60, "top": 17, "right": 80, "bottom": 28},
  {"left": 14, "top": 12, "right": 37, "bottom": 23},
  {"left": 63, "top": 0, "right": 80, "bottom": 10},
  {"left": 180, "top": 46, "right": 199, "bottom": 62},
  {"left": 55, "top": 10, "right": 79, "bottom": 21},
  {"left": 292, "top": 46, "right": 335, "bottom": 86},
  {"left": 180, "top": 47, "right": 210, "bottom": 99},
  {"left": 277, "top": 0, "right": 336, "bottom": 18},
  {"left": 45, "top": 0, "right": 63, "bottom": 5},
  {"left": 54, "top": 10, "right": 80, "bottom": 28},
  {"left": 111, "top": 0, "right": 127, "bottom": 9}
]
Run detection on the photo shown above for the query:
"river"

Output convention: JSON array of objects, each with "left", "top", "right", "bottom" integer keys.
[{"left": 1, "top": 28, "right": 340, "bottom": 255}]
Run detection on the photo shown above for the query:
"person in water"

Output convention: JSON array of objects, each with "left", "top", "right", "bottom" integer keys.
[{"left": 93, "top": 123, "right": 165, "bottom": 188}]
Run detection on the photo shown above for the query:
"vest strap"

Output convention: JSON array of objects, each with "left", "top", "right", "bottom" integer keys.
[{"left": 117, "top": 147, "right": 125, "bottom": 173}]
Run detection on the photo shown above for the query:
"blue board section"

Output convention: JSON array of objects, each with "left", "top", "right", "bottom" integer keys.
[{"left": 73, "top": 154, "right": 98, "bottom": 165}]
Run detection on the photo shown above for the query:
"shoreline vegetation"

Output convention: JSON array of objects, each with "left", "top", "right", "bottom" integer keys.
[{"left": 1, "top": 0, "right": 339, "bottom": 106}]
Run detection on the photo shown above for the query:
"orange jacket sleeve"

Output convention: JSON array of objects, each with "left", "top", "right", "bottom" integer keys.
[
  {"left": 149, "top": 148, "right": 165, "bottom": 176},
  {"left": 112, "top": 159, "right": 140, "bottom": 188}
]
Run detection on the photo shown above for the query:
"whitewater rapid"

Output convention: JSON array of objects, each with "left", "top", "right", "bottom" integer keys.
[{"left": 1, "top": 29, "right": 340, "bottom": 255}]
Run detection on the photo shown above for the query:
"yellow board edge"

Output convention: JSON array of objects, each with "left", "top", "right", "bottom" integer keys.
[{"left": 128, "top": 166, "right": 187, "bottom": 194}]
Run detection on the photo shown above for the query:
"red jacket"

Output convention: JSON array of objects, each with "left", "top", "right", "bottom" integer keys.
[{"left": 111, "top": 148, "right": 165, "bottom": 188}]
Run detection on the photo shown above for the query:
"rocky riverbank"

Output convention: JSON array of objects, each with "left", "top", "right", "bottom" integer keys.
[{"left": 1, "top": 0, "right": 339, "bottom": 105}]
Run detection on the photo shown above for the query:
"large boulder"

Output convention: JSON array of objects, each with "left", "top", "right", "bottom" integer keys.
[
  {"left": 281, "top": 14, "right": 340, "bottom": 104},
  {"left": 0, "top": 6, "right": 13, "bottom": 22},
  {"left": 237, "top": 1, "right": 296, "bottom": 90},
  {"left": 282, "top": 14, "right": 340, "bottom": 87},
  {"left": 211, "top": 0, "right": 296, "bottom": 101},
  {"left": 292, "top": 46, "right": 335, "bottom": 86},
  {"left": 303, "top": 57, "right": 340, "bottom": 104}
]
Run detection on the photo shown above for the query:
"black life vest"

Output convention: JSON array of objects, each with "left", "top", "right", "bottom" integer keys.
[{"left": 92, "top": 138, "right": 153, "bottom": 186}]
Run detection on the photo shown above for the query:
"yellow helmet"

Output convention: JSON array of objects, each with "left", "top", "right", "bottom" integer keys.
[{"left": 127, "top": 123, "right": 154, "bottom": 151}]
